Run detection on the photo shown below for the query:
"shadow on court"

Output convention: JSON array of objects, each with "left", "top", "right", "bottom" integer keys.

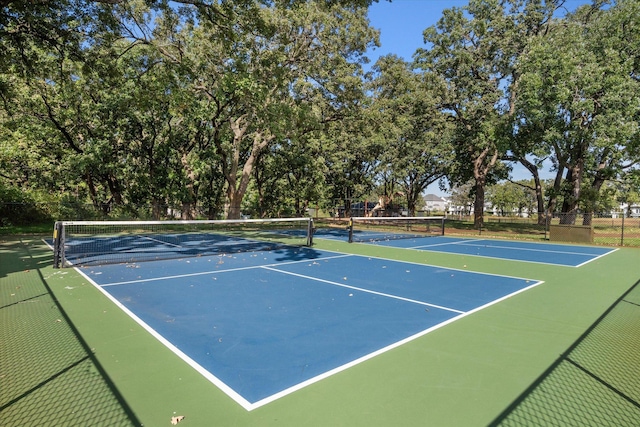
[
  {"left": 63, "top": 232, "right": 322, "bottom": 267},
  {"left": 271, "top": 245, "right": 324, "bottom": 262},
  {"left": 0, "top": 238, "right": 141, "bottom": 426},
  {"left": 490, "top": 278, "right": 640, "bottom": 426},
  {"left": 0, "top": 237, "right": 52, "bottom": 278}
]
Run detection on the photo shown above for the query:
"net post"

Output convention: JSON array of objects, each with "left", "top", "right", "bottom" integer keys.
[
  {"left": 348, "top": 217, "right": 354, "bottom": 243},
  {"left": 307, "top": 218, "right": 314, "bottom": 246},
  {"left": 52, "top": 221, "right": 64, "bottom": 268}
]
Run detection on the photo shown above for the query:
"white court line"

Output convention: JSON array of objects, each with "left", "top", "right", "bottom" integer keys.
[
  {"left": 408, "top": 238, "right": 485, "bottom": 249},
  {"left": 411, "top": 248, "right": 579, "bottom": 267},
  {"left": 328, "top": 249, "right": 542, "bottom": 282},
  {"left": 261, "top": 266, "right": 465, "bottom": 314},
  {"left": 248, "top": 279, "right": 547, "bottom": 409},
  {"left": 453, "top": 241, "right": 610, "bottom": 257},
  {"left": 409, "top": 238, "right": 608, "bottom": 257},
  {"left": 575, "top": 247, "right": 619, "bottom": 267},
  {"left": 376, "top": 241, "right": 603, "bottom": 268},
  {"left": 142, "top": 235, "right": 183, "bottom": 248},
  {"left": 71, "top": 251, "right": 545, "bottom": 412},
  {"left": 99, "top": 254, "right": 354, "bottom": 287},
  {"left": 73, "top": 268, "right": 255, "bottom": 411}
]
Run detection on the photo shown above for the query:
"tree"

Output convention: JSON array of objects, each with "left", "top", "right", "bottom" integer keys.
[
  {"left": 142, "top": 1, "right": 377, "bottom": 218},
  {"left": 250, "top": 134, "right": 327, "bottom": 218},
  {"left": 322, "top": 108, "right": 380, "bottom": 217},
  {"left": 0, "top": 40, "right": 133, "bottom": 213},
  {"left": 0, "top": 0, "right": 121, "bottom": 103},
  {"left": 449, "top": 182, "right": 475, "bottom": 216},
  {"left": 368, "top": 55, "right": 452, "bottom": 216},
  {"left": 515, "top": 0, "right": 640, "bottom": 224},
  {"left": 487, "top": 180, "right": 536, "bottom": 216},
  {"left": 415, "top": 0, "right": 565, "bottom": 227}
]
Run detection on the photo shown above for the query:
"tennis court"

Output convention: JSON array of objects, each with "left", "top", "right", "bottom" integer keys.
[
  {"left": 3, "top": 218, "right": 639, "bottom": 426},
  {"left": 77, "top": 243, "right": 542, "bottom": 410}
]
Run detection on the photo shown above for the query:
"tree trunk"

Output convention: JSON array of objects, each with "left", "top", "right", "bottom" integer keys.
[
  {"left": 473, "top": 177, "right": 485, "bottom": 228},
  {"left": 226, "top": 191, "right": 242, "bottom": 219},
  {"left": 545, "top": 165, "right": 564, "bottom": 224},
  {"left": 180, "top": 153, "right": 197, "bottom": 220},
  {"left": 152, "top": 197, "right": 164, "bottom": 220},
  {"left": 472, "top": 147, "right": 498, "bottom": 228},
  {"left": 343, "top": 196, "right": 351, "bottom": 218},
  {"left": 517, "top": 158, "right": 545, "bottom": 225},
  {"left": 222, "top": 119, "right": 273, "bottom": 220},
  {"left": 405, "top": 178, "right": 420, "bottom": 217},
  {"left": 85, "top": 172, "right": 100, "bottom": 211},
  {"left": 583, "top": 175, "right": 606, "bottom": 226},
  {"left": 559, "top": 164, "right": 583, "bottom": 225}
]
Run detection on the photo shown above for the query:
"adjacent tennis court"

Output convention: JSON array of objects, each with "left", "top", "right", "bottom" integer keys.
[
  {"left": 351, "top": 236, "right": 616, "bottom": 267},
  {"left": 316, "top": 216, "right": 616, "bottom": 267}
]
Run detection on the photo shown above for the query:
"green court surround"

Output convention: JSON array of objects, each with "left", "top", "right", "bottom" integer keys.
[{"left": 2, "top": 236, "right": 638, "bottom": 426}]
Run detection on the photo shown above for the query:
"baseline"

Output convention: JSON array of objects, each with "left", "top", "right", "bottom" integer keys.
[{"left": 361, "top": 236, "right": 615, "bottom": 267}]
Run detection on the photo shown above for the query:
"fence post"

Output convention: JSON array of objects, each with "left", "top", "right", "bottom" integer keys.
[{"left": 621, "top": 211, "right": 625, "bottom": 247}]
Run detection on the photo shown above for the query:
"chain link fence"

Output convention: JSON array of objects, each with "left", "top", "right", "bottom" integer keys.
[
  {"left": 490, "top": 279, "right": 640, "bottom": 426},
  {"left": 0, "top": 239, "right": 141, "bottom": 426},
  {"left": 3, "top": 202, "right": 640, "bottom": 247},
  {"left": 0, "top": 202, "right": 225, "bottom": 227},
  {"left": 446, "top": 212, "right": 640, "bottom": 247}
]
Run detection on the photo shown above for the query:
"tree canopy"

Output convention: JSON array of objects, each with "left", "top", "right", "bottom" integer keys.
[{"left": 1, "top": 0, "right": 638, "bottom": 224}]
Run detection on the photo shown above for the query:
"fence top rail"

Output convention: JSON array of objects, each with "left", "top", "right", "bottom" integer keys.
[{"left": 350, "top": 216, "right": 445, "bottom": 221}]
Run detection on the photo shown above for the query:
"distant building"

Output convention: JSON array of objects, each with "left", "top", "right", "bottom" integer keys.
[
  {"left": 614, "top": 202, "right": 640, "bottom": 218},
  {"left": 422, "top": 194, "right": 449, "bottom": 213}
]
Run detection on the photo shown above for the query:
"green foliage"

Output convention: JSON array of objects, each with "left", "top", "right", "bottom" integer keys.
[
  {"left": 368, "top": 55, "right": 453, "bottom": 215},
  {"left": 514, "top": 0, "right": 640, "bottom": 220},
  {"left": 1, "top": 0, "right": 378, "bottom": 220},
  {"left": 414, "top": 0, "right": 562, "bottom": 225},
  {"left": 0, "top": 0, "right": 638, "bottom": 225},
  {"left": 0, "top": 180, "right": 103, "bottom": 225},
  {"left": 0, "top": 183, "right": 46, "bottom": 226},
  {"left": 487, "top": 180, "right": 536, "bottom": 216}
]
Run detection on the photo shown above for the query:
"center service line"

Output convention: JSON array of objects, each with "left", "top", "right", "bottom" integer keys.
[{"left": 260, "top": 265, "right": 465, "bottom": 314}]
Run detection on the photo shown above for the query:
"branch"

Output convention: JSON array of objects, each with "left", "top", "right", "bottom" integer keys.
[
  {"left": 0, "top": 170, "right": 14, "bottom": 180},
  {"left": 505, "top": 177, "right": 535, "bottom": 191},
  {"left": 40, "top": 93, "right": 84, "bottom": 154},
  {"left": 0, "top": 0, "right": 123, "bottom": 6}
]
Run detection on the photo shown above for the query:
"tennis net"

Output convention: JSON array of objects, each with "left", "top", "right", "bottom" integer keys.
[
  {"left": 348, "top": 216, "right": 445, "bottom": 243},
  {"left": 53, "top": 218, "right": 314, "bottom": 268}
]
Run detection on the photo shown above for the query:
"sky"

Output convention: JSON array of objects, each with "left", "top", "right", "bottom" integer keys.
[
  {"left": 364, "top": 0, "right": 589, "bottom": 197},
  {"left": 367, "top": 0, "right": 469, "bottom": 63}
]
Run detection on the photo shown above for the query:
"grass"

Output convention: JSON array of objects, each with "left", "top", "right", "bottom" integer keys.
[{"left": 0, "top": 223, "right": 53, "bottom": 236}]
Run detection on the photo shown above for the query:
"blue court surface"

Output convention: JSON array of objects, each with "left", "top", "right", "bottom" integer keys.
[
  {"left": 79, "top": 246, "right": 543, "bottom": 410},
  {"left": 314, "top": 229, "right": 616, "bottom": 267}
]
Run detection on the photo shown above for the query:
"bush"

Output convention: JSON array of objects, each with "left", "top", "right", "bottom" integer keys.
[{"left": 0, "top": 184, "right": 51, "bottom": 226}]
